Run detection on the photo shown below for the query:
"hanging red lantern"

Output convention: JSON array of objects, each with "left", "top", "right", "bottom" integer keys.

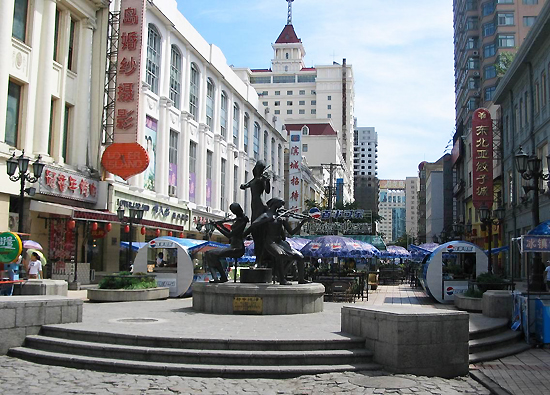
[
  {"left": 67, "top": 220, "right": 76, "bottom": 230},
  {"left": 179, "top": 232, "right": 184, "bottom": 238},
  {"left": 124, "top": 225, "right": 130, "bottom": 233},
  {"left": 91, "top": 222, "right": 98, "bottom": 231},
  {"left": 105, "top": 223, "right": 112, "bottom": 232},
  {"left": 156, "top": 229, "right": 161, "bottom": 237},
  {"left": 168, "top": 231, "right": 173, "bottom": 237},
  {"left": 141, "top": 226, "right": 146, "bottom": 235}
]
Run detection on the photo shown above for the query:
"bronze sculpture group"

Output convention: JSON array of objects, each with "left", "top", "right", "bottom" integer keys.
[{"left": 205, "top": 160, "right": 311, "bottom": 285}]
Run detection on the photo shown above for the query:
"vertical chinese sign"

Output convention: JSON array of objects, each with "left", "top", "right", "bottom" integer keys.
[
  {"left": 288, "top": 130, "right": 302, "bottom": 212},
  {"left": 471, "top": 108, "right": 493, "bottom": 209},
  {"left": 101, "top": 0, "right": 149, "bottom": 180}
]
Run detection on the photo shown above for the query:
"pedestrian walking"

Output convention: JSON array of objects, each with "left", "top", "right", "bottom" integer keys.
[{"left": 27, "top": 252, "right": 43, "bottom": 279}]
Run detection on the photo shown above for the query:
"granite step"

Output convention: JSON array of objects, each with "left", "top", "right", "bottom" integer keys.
[
  {"left": 40, "top": 325, "right": 366, "bottom": 351},
  {"left": 23, "top": 334, "right": 373, "bottom": 366},
  {"left": 469, "top": 342, "right": 532, "bottom": 364},
  {"left": 469, "top": 329, "right": 524, "bottom": 354},
  {"left": 8, "top": 347, "right": 382, "bottom": 378}
]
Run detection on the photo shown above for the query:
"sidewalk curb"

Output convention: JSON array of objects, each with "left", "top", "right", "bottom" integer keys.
[{"left": 470, "top": 369, "right": 513, "bottom": 395}]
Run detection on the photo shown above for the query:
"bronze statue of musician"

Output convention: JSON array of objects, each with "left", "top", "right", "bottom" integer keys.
[
  {"left": 244, "top": 197, "right": 310, "bottom": 285},
  {"left": 204, "top": 203, "right": 249, "bottom": 283},
  {"left": 240, "top": 161, "right": 270, "bottom": 266}
]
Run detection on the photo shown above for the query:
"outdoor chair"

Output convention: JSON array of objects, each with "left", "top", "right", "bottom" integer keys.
[{"left": 331, "top": 280, "right": 354, "bottom": 303}]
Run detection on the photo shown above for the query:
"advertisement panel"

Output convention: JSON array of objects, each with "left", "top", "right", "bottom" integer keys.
[{"left": 144, "top": 116, "right": 157, "bottom": 190}]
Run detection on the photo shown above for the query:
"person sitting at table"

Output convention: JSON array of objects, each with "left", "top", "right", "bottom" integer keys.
[{"left": 27, "top": 252, "right": 43, "bottom": 279}]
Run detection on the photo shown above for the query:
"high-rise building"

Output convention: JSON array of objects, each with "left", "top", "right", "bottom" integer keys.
[
  {"left": 233, "top": 1, "right": 355, "bottom": 203},
  {"left": 453, "top": 0, "right": 545, "bottom": 130},
  {"left": 378, "top": 180, "right": 406, "bottom": 244},
  {"left": 353, "top": 126, "right": 378, "bottom": 217}
]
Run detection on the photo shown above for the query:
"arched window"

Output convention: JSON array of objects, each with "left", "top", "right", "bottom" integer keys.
[
  {"left": 206, "top": 78, "right": 214, "bottom": 128},
  {"left": 170, "top": 45, "right": 182, "bottom": 108},
  {"left": 301, "top": 126, "right": 309, "bottom": 135},
  {"left": 189, "top": 63, "right": 199, "bottom": 119},
  {"left": 271, "top": 138, "right": 275, "bottom": 171},
  {"left": 253, "top": 122, "right": 260, "bottom": 160},
  {"left": 233, "top": 103, "right": 239, "bottom": 146},
  {"left": 277, "top": 144, "right": 282, "bottom": 175},
  {"left": 220, "top": 91, "right": 228, "bottom": 139},
  {"left": 243, "top": 113, "right": 249, "bottom": 153},
  {"left": 263, "top": 130, "right": 268, "bottom": 163},
  {"left": 146, "top": 24, "right": 161, "bottom": 94}
]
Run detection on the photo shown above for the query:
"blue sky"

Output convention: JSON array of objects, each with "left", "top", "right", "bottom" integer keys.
[{"left": 176, "top": 0, "right": 456, "bottom": 180}]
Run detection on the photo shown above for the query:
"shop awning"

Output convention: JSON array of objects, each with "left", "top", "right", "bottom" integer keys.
[{"left": 30, "top": 200, "right": 185, "bottom": 231}]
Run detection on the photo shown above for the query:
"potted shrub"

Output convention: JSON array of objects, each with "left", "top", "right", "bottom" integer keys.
[
  {"left": 470, "top": 272, "right": 511, "bottom": 293},
  {"left": 88, "top": 272, "right": 169, "bottom": 302}
]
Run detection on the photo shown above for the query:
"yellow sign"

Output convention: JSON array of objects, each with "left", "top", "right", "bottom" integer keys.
[{"left": 233, "top": 296, "right": 263, "bottom": 314}]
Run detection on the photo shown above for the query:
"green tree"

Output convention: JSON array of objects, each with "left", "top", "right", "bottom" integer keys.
[{"left": 495, "top": 51, "right": 516, "bottom": 77}]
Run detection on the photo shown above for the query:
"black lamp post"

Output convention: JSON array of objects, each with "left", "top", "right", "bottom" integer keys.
[
  {"left": 6, "top": 151, "right": 45, "bottom": 233},
  {"left": 515, "top": 146, "right": 550, "bottom": 291},
  {"left": 478, "top": 203, "right": 505, "bottom": 274},
  {"left": 117, "top": 206, "right": 144, "bottom": 271}
]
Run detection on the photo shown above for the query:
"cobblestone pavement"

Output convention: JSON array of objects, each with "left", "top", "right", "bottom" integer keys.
[{"left": 0, "top": 355, "right": 489, "bottom": 395}]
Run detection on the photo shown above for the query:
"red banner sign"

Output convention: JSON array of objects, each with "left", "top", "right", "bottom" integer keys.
[
  {"left": 471, "top": 108, "right": 493, "bottom": 209},
  {"left": 101, "top": 0, "right": 149, "bottom": 180}
]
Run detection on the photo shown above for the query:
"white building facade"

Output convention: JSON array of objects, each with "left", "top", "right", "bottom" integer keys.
[{"left": 353, "top": 126, "right": 378, "bottom": 216}]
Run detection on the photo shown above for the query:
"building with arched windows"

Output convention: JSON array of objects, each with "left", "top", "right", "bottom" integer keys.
[{"left": 0, "top": 0, "right": 286, "bottom": 278}]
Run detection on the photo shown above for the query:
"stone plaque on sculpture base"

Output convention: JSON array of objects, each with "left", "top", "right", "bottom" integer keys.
[
  {"left": 239, "top": 268, "right": 272, "bottom": 283},
  {"left": 192, "top": 282, "right": 324, "bottom": 315}
]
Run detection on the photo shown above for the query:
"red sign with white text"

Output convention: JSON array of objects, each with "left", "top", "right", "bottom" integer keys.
[
  {"left": 101, "top": 0, "right": 149, "bottom": 180},
  {"left": 471, "top": 108, "right": 493, "bottom": 209}
]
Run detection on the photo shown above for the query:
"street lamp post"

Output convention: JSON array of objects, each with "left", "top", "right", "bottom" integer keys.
[
  {"left": 6, "top": 151, "right": 45, "bottom": 233},
  {"left": 117, "top": 206, "right": 144, "bottom": 271},
  {"left": 515, "top": 146, "right": 550, "bottom": 291},
  {"left": 478, "top": 204, "right": 505, "bottom": 274}
]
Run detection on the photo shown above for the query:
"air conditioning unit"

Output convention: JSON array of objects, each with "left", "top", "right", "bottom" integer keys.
[
  {"left": 265, "top": 107, "right": 270, "bottom": 114},
  {"left": 472, "top": 50, "right": 479, "bottom": 56},
  {"left": 473, "top": 71, "right": 480, "bottom": 77},
  {"left": 8, "top": 213, "right": 18, "bottom": 232},
  {"left": 168, "top": 185, "right": 177, "bottom": 197}
]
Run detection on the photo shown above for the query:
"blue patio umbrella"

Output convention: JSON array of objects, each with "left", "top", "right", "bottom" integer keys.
[
  {"left": 301, "top": 235, "right": 378, "bottom": 259},
  {"left": 528, "top": 220, "right": 550, "bottom": 235},
  {"left": 244, "top": 237, "right": 311, "bottom": 256},
  {"left": 379, "top": 245, "right": 411, "bottom": 259}
]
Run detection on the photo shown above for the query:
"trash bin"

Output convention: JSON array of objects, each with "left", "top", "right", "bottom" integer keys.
[{"left": 535, "top": 298, "right": 550, "bottom": 344}]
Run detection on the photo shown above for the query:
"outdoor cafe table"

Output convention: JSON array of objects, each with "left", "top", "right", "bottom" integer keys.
[{"left": 0, "top": 280, "right": 25, "bottom": 296}]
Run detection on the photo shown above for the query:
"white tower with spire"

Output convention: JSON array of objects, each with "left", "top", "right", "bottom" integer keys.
[{"left": 271, "top": 0, "right": 305, "bottom": 73}]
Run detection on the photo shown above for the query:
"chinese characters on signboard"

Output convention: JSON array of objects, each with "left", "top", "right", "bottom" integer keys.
[
  {"left": 471, "top": 108, "right": 493, "bottom": 209},
  {"left": 115, "top": 0, "right": 145, "bottom": 144},
  {"left": 39, "top": 166, "right": 99, "bottom": 204},
  {"left": 101, "top": 0, "right": 150, "bottom": 180},
  {"left": 288, "top": 130, "right": 302, "bottom": 212},
  {"left": 521, "top": 235, "right": 550, "bottom": 252}
]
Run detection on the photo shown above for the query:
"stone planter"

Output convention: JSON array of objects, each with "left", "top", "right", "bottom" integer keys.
[
  {"left": 454, "top": 293, "right": 482, "bottom": 312},
  {"left": 87, "top": 287, "right": 169, "bottom": 302}
]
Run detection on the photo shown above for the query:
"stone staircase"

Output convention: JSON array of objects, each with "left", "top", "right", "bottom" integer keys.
[
  {"left": 469, "top": 317, "right": 531, "bottom": 364},
  {"left": 8, "top": 326, "right": 381, "bottom": 378}
]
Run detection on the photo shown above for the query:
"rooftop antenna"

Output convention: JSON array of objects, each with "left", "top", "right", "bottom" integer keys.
[{"left": 287, "top": 0, "right": 294, "bottom": 25}]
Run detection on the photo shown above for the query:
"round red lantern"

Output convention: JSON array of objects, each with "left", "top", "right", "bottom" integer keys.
[
  {"left": 156, "top": 229, "right": 161, "bottom": 237},
  {"left": 91, "top": 222, "right": 98, "bottom": 231},
  {"left": 67, "top": 220, "right": 76, "bottom": 230},
  {"left": 105, "top": 223, "right": 112, "bottom": 232},
  {"left": 141, "top": 226, "right": 146, "bottom": 235},
  {"left": 179, "top": 232, "right": 184, "bottom": 238},
  {"left": 168, "top": 231, "right": 173, "bottom": 237},
  {"left": 124, "top": 225, "right": 130, "bottom": 233}
]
